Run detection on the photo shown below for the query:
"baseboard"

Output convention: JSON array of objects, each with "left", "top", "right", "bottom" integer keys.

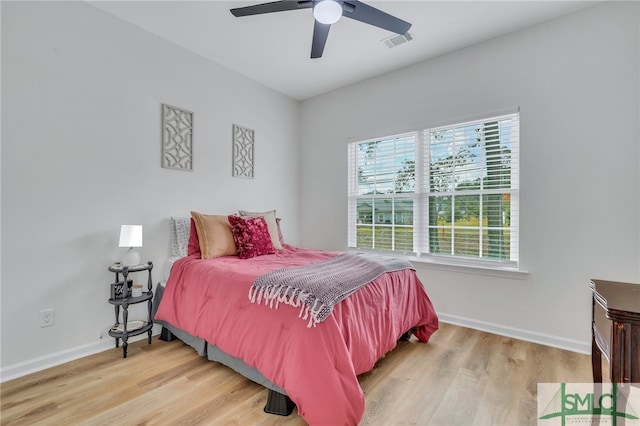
[
  {"left": 438, "top": 313, "right": 591, "bottom": 355},
  {"left": 1, "top": 316, "right": 590, "bottom": 383},
  {"left": 0, "top": 330, "right": 160, "bottom": 383}
]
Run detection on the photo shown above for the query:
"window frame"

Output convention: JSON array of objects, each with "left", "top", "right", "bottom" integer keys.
[{"left": 347, "top": 111, "right": 520, "bottom": 272}]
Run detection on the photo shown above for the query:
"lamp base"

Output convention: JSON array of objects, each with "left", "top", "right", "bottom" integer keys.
[{"left": 122, "top": 248, "right": 141, "bottom": 267}]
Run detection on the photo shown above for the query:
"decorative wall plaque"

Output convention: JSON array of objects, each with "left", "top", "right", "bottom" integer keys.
[
  {"left": 232, "top": 124, "right": 254, "bottom": 178},
  {"left": 162, "top": 104, "right": 193, "bottom": 171}
]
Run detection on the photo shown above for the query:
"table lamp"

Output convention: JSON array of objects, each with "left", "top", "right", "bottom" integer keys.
[{"left": 119, "top": 225, "right": 142, "bottom": 266}]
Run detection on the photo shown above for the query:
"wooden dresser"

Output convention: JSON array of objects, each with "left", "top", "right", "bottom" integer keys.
[{"left": 590, "top": 279, "right": 640, "bottom": 383}]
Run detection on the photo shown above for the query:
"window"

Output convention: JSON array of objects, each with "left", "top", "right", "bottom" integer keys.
[{"left": 347, "top": 112, "right": 519, "bottom": 268}]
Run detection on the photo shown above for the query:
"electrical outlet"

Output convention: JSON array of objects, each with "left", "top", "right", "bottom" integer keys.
[{"left": 39, "top": 309, "right": 54, "bottom": 327}]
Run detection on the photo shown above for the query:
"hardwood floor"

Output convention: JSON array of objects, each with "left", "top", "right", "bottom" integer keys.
[{"left": 1, "top": 323, "right": 593, "bottom": 425}]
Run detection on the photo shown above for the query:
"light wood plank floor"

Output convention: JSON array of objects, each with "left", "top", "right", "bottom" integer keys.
[{"left": 1, "top": 323, "right": 593, "bottom": 425}]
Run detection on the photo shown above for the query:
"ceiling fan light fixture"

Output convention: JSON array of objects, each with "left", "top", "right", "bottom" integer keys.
[{"left": 314, "top": 0, "right": 342, "bottom": 25}]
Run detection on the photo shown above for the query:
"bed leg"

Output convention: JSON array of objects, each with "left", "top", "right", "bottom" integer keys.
[
  {"left": 399, "top": 327, "right": 417, "bottom": 341},
  {"left": 264, "top": 389, "right": 295, "bottom": 416},
  {"left": 159, "top": 327, "right": 175, "bottom": 342}
]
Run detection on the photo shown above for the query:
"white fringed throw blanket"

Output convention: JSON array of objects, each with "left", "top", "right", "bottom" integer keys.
[{"left": 248, "top": 253, "right": 414, "bottom": 327}]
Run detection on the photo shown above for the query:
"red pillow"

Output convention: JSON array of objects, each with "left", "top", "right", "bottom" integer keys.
[
  {"left": 227, "top": 215, "right": 276, "bottom": 259},
  {"left": 187, "top": 218, "right": 201, "bottom": 257}
]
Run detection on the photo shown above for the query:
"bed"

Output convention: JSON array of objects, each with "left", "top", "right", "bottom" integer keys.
[{"left": 153, "top": 213, "right": 439, "bottom": 425}]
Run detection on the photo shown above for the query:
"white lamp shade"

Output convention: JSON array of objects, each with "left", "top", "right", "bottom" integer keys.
[
  {"left": 119, "top": 225, "right": 143, "bottom": 248},
  {"left": 314, "top": 0, "right": 342, "bottom": 25}
]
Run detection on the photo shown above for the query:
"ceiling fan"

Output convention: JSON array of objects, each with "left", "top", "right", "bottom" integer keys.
[{"left": 230, "top": 0, "right": 411, "bottom": 59}]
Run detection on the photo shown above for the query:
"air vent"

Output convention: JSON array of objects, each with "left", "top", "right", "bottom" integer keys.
[{"left": 383, "top": 31, "right": 413, "bottom": 48}]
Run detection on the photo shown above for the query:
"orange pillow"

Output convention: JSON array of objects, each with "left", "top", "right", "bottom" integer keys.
[{"left": 190, "top": 211, "right": 237, "bottom": 259}]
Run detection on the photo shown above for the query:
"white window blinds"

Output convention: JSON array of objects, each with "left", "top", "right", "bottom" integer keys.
[{"left": 348, "top": 111, "right": 519, "bottom": 268}]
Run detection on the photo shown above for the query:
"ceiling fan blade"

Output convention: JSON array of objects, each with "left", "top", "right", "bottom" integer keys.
[
  {"left": 231, "top": 1, "right": 313, "bottom": 17},
  {"left": 342, "top": 1, "right": 411, "bottom": 35},
  {"left": 311, "top": 20, "right": 331, "bottom": 59}
]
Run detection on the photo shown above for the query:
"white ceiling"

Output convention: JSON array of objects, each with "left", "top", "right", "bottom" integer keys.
[{"left": 90, "top": 1, "right": 599, "bottom": 100}]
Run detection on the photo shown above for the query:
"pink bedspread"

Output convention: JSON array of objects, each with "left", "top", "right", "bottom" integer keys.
[{"left": 155, "top": 245, "right": 438, "bottom": 425}]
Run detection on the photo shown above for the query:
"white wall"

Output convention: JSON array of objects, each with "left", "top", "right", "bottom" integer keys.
[
  {"left": 300, "top": 1, "right": 640, "bottom": 352},
  {"left": 1, "top": 1, "right": 300, "bottom": 376}
]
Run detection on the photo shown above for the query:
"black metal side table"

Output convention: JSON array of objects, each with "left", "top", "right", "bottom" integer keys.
[{"left": 108, "top": 261, "right": 154, "bottom": 358}]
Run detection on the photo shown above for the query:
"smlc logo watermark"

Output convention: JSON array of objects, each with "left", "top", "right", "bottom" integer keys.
[{"left": 538, "top": 383, "right": 640, "bottom": 425}]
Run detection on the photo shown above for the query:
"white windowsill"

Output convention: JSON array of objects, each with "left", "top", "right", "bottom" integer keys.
[
  {"left": 408, "top": 257, "right": 529, "bottom": 279},
  {"left": 348, "top": 249, "right": 529, "bottom": 280}
]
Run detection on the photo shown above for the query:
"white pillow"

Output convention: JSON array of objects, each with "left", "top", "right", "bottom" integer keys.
[
  {"left": 170, "top": 216, "right": 191, "bottom": 257},
  {"left": 238, "top": 209, "right": 283, "bottom": 250}
]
